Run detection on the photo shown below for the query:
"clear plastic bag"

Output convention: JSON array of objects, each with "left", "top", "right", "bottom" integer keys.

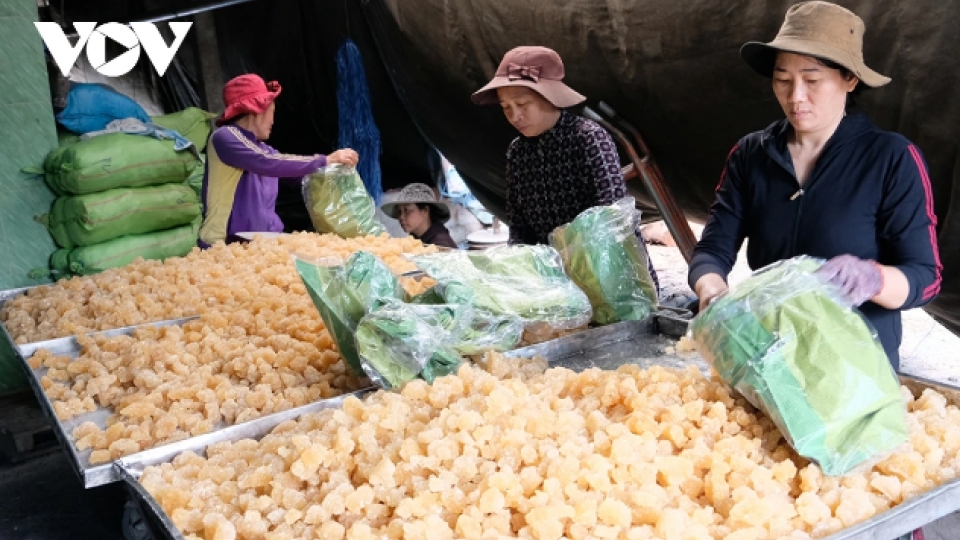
[
  {"left": 691, "top": 256, "right": 908, "bottom": 476},
  {"left": 355, "top": 300, "right": 467, "bottom": 389},
  {"left": 302, "top": 164, "right": 386, "bottom": 238},
  {"left": 411, "top": 245, "right": 592, "bottom": 331},
  {"left": 409, "top": 286, "right": 525, "bottom": 355},
  {"left": 294, "top": 251, "right": 404, "bottom": 376},
  {"left": 549, "top": 196, "right": 657, "bottom": 325},
  {"left": 453, "top": 308, "right": 525, "bottom": 356}
]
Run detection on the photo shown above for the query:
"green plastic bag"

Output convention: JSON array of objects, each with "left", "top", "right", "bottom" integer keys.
[
  {"left": 44, "top": 133, "right": 200, "bottom": 195},
  {"left": 50, "top": 217, "right": 200, "bottom": 276},
  {"left": 409, "top": 287, "right": 525, "bottom": 355},
  {"left": 411, "top": 245, "right": 592, "bottom": 331},
  {"left": 150, "top": 107, "right": 216, "bottom": 151},
  {"left": 302, "top": 164, "right": 385, "bottom": 238},
  {"left": 691, "top": 256, "right": 908, "bottom": 476},
  {"left": 550, "top": 197, "right": 657, "bottom": 325},
  {"left": 355, "top": 300, "right": 467, "bottom": 388},
  {"left": 294, "top": 252, "right": 405, "bottom": 376},
  {"left": 43, "top": 184, "right": 201, "bottom": 248}
]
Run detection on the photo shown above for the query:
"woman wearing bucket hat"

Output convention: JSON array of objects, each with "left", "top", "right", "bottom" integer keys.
[
  {"left": 198, "top": 74, "right": 360, "bottom": 248},
  {"left": 689, "top": 3, "right": 941, "bottom": 376},
  {"left": 473, "top": 46, "right": 659, "bottom": 292},
  {"left": 381, "top": 183, "right": 458, "bottom": 249}
]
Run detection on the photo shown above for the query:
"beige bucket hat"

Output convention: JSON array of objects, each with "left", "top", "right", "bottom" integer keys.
[
  {"left": 472, "top": 46, "right": 586, "bottom": 108},
  {"left": 741, "top": 1, "right": 890, "bottom": 88},
  {"left": 380, "top": 183, "right": 451, "bottom": 223}
]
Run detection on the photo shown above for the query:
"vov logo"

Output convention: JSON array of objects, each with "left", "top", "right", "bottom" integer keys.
[{"left": 35, "top": 22, "right": 192, "bottom": 78}]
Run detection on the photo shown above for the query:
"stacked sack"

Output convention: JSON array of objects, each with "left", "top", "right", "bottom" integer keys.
[{"left": 43, "top": 86, "right": 215, "bottom": 276}]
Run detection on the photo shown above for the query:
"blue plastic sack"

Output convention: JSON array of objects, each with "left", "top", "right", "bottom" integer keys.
[{"left": 56, "top": 83, "right": 150, "bottom": 134}]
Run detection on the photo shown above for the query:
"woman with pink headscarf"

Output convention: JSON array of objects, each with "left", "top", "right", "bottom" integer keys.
[{"left": 198, "top": 74, "right": 358, "bottom": 248}]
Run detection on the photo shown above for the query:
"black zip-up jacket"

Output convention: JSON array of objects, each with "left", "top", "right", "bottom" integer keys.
[{"left": 689, "top": 113, "right": 942, "bottom": 370}]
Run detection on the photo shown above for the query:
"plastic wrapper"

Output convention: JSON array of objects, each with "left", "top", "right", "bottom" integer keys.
[
  {"left": 294, "top": 251, "right": 404, "bottom": 376},
  {"left": 410, "top": 287, "right": 525, "bottom": 355},
  {"left": 302, "top": 164, "right": 386, "bottom": 238},
  {"left": 454, "top": 309, "right": 525, "bottom": 355},
  {"left": 549, "top": 196, "right": 657, "bottom": 325},
  {"left": 411, "top": 245, "right": 592, "bottom": 331},
  {"left": 691, "top": 256, "right": 908, "bottom": 476},
  {"left": 355, "top": 300, "right": 466, "bottom": 388}
]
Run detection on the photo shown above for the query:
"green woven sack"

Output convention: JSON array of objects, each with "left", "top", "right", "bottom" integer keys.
[
  {"left": 50, "top": 218, "right": 199, "bottom": 276},
  {"left": 692, "top": 256, "right": 908, "bottom": 476},
  {"left": 44, "top": 133, "right": 199, "bottom": 195},
  {"left": 151, "top": 107, "right": 216, "bottom": 151},
  {"left": 44, "top": 184, "right": 201, "bottom": 248},
  {"left": 550, "top": 197, "right": 657, "bottom": 325},
  {"left": 184, "top": 160, "right": 204, "bottom": 199}
]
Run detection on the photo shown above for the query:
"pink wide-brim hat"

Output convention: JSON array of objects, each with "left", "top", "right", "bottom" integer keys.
[{"left": 472, "top": 46, "right": 586, "bottom": 108}]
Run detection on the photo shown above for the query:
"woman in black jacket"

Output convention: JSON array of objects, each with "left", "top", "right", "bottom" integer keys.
[{"left": 689, "top": 1, "right": 941, "bottom": 374}]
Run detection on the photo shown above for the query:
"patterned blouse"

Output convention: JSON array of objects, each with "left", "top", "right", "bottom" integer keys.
[{"left": 505, "top": 110, "right": 659, "bottom": 290}]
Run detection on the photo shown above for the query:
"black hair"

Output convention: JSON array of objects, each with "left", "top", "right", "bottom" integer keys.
[
  {"left": 812, "top": 56, "right": 861, "bottom": 109},
  {"left": 415, "top": 203, "right": 443, "bottom": 224}
]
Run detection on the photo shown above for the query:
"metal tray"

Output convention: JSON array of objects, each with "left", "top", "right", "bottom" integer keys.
[
  {"left": 505, "top": 312, "right": 706, "bottom": 374},
  {"left": 12, "top": 316, "right": 200, "bottom": 488},
  {"left": 118, "top": 316, "right": 960, "bottom": 540},
  {"left": 114, "top": 318, "right": 696, "bottom": 540},
  {"left": 10, "top": 312, "right": 382, "bottom": 489},
  {"left": 116, "top": 388, "right": 372, "bottom": 540}
]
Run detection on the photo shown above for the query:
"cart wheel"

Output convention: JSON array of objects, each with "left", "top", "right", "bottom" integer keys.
[{"left": 123, "top": 500, "right": 155, "bottom": 540}]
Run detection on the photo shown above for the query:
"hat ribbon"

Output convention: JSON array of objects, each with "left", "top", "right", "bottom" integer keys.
[{"left": 507, "top": 63, "right": 541, "bottom": 82}]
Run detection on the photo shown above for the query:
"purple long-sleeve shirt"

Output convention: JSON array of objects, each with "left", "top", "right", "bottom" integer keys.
[{"left": 198, "top": 124, "right": 326, "bottom": 247}]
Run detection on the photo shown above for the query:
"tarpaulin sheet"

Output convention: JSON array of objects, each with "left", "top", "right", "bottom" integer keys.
[
  {"left": 355, "top": 0, "right": 960, "bottom": 338},
  {"left": 208, "top": 0, "right": 443, "bottom": 233},
  {"left": 67, "top": 0, "right": 960, "bottom": 336}
]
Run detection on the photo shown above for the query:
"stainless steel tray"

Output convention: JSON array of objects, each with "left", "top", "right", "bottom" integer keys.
[
  {"left": 11, "top": 312, "right": 383, "bottom": 489},
  {"left": 505, "top": 313, "right": 707, "bottom": 374},
  {"left": 115, "top": 318, "right": 699, "bottom": 540},
  {"left": 116, "top": 389, "right": 371, "bottom": 540},
  {"left": 13, "top": 316, "right": 200, "bottom": 488},
  {"left": 118, "top": 316, "right": 960, "bottom": 540}
]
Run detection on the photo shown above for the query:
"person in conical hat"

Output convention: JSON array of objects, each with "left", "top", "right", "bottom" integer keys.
[
  {"left": 381, "top": 183, "right": 458, "bottom": 249},
  {"left": 690, "top": 2, "right": 941, "bottom": 377}
]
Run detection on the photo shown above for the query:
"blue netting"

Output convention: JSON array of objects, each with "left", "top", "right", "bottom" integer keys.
[{"left": 336, "top": 40, "right": 383, "bottom": 205}]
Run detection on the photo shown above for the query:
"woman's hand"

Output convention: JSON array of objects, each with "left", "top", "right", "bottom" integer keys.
[
  {"left": 327, "top": 148, "right": 359, "bottom": 167},
  {"left": 816, "top": 254, "right": 911, "bottom": 308},
  {"left": 815, "top": 255, "right": 884, "bottom": 306},
  {"left": 695, "top": 273, "right": 729, "bottom": 313}
]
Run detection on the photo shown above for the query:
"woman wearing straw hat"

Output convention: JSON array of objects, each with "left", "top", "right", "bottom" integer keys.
[
  {"left": 381, "top": 183, "right": 459, "bottom": 249},
  {"left": 472, "top": 46, "right": 659, "bottom": 292},
  {"left": 198, "top": 74, "right": 359, "bottom": 248},
  {"left": 690, "top": 2, "right": 941, "bottom": 377}
]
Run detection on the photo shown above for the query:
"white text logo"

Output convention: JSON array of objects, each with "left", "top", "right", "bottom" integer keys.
[{"left": 35, "top": 22, "right": 192, "bottom": 77}]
